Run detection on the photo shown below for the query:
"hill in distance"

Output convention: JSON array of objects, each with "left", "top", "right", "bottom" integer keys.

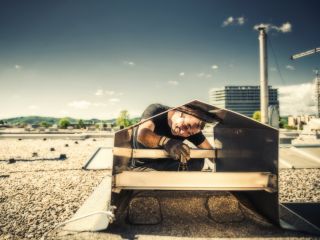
[{"left": 0, "top": 116, "right": 117, "bottom": 125}]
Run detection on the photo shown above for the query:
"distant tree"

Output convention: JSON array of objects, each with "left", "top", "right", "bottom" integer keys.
[
  {"left": 252, "top": 111, "right": 261, "bottom": 122},
  {"left": 78, "top": 119, "right": 85, "bottom": 129},
  {"left": 279, "top": 117, "right": 288, "bottom": 129},
  {"left": 116, "top": 110, "right": 131, "bottom": 128},
  {"left": 58, "top": 118, "right": 70, "bottom": 129},
  {"left": 40, "top": 121, "right": 50, "bottom": 128},
  {"left": 0, "top": 120, "right": 4, "bottom": 125},
  {"left": 130, "top": 118, "right": 140, "bottom": 126}
]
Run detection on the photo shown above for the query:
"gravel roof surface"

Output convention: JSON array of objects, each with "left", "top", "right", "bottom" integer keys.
[
  {"left": 0, "top": 138, "right": 109, "bottom": 239},
  {"left": 0, "top": 138, "right": 319, "bottom": 239},
  {"left": 279, "top": 168, "right": 320, "bottom": 203}
]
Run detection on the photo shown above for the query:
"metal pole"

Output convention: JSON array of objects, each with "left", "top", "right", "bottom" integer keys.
[{"left": 258, "top": 27, "right": 269, "bottom": 124}]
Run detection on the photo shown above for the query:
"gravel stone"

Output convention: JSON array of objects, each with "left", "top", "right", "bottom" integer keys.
[
  {"left": 0, "top": 138, "right": 110, "bottom": 239},
  {"left": 279, "top": 168, "right": 320, "bottom": 203}
]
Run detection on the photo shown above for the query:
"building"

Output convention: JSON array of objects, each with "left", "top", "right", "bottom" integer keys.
[
  {"left": 288, "top": 115, "right": 316, "bottom": 129},
  {"left": 209, "top": 86, "right": 279, "bottom": 117},
  {"left": 292, "top": 118, "right": 320, "bottom": 146}
]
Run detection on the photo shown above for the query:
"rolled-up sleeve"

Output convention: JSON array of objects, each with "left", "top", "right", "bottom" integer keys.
[{"left": 187, "top": 132, "right": 206, "bottom": 146}]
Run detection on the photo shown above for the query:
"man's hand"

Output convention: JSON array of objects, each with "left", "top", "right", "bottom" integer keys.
[{"left": 161, "top": 138, "right": 190, "bottom": 161}]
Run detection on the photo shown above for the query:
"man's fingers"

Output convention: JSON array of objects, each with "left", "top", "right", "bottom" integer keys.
[
  {"left": 180, "top": 155, "right": 187, "bottom": 164},
  {"left": 164, "top": 139, "right": 191, "bottom": 161},
  {"left": 179, "top": 148, "right": 189, "bottom": 159},
  {"left": 174, "top": 153, "right": 180, "bottom": 160},
  {"left": 181, "top": 144, "right": 191, "bottom": 160},
  {"left": 182, "top": 144, "right": 190, "bottom": 154}
]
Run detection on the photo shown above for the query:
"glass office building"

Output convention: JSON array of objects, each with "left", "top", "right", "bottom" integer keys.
[{"left": 209, "top": 86, "right": 279, "bottom": 117}]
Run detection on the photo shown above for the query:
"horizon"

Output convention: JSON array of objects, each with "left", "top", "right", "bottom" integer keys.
[{"left": 1, "top": 0, "right": 319, "bottom": 119}]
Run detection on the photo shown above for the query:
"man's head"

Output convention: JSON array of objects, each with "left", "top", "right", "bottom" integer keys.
[{"left": 169, "top": 110, "right": 205, "bottom": 137}]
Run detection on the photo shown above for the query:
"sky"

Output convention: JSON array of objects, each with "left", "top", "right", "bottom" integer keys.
[{"left": 0, "top": 0, "right": 319, "bottom": 119}]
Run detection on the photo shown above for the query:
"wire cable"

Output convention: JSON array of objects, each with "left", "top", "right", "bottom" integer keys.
[
  {"left": 268, "top": 37, "right": 287, "bottom": 86},
  {"left": 40, "top": 209, "right": 115, "bottom": 240}
]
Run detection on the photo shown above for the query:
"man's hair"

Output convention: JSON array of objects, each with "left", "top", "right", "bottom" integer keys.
[
  {"left": 178, "top": 111, "right": 206, "bottom": 130},
  {"left": 176, "top": 105, "right": 213, "bottom": 124},
  {"left": 199, "top": 120, "right": 206, "bottom": 130}
]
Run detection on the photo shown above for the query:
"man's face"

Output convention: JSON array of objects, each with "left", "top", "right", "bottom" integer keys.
[{"left": 171, "top": 112, "right": 203, "bottom": 137}]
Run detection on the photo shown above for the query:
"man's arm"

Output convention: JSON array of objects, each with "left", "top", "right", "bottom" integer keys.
[
  {"left": 137, "top": 119, "right": 161, "bottom": 148},
  {"left": 197, "top": 138, "right": 213, "bottom": 149},
  {"left": 197, "top": 137, "right": 214, "bottom": 162},
  {"left": 137, "top": 119, "right": 190, "bottom": 161}
]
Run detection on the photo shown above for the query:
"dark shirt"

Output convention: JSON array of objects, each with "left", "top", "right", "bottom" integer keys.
[{"left": 138, "top": 103, "right": 206, "bottom": 147}]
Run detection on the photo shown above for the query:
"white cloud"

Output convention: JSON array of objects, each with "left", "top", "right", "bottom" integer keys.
[
  {"left": 254, "top": 22, "right": 292, "bottom": 33},
  {"left": 168, "top": 80, "right": 179, "bottom": 86},
  {"left": 68, "top": 100, "right": 91, "bottom": 109},
  {"left": 95, "top": 89, "right": 123, "bottom": 98},
  {"left": 211, "top": 65, "right": 219, "bottom": 70},
  {"left": 179, "top": 72, "right": 185, "bottom": 76},
  {"left": 67, "top": 100, "right": 109, "bottom": 110},
  {"left": 105, "top": 90, "right": 115, "bottom": 96},
  {"left": 58, "top": 110, "right": 70, "bottom": 117},
  {"left": 278, "top": 83, "right": 316, "bottom": 116},
  {"left": 28, "top": 105, "right": 39, "bottom": 110},
  {"left": 222, "top": 16, "right": 233, "bottom": 26},
  {"left": 286, "top": 65, "right": 295, "bottom": 70},
  {"left": 222, "top": 16, "right": 246, "bottom": 27},
  {"left": 197, "top": 73, "right": 212, "bottom": 79},
  {"left": 124, "top": 61, "right": 135, "bottom": 66},
  {"left": 109, "top": 98, "right": 120, "bottom": 103},
  {"left": 93, "top": 102, "right": 108, "bottom": 107},
  {"left": 95, "top": 89, "right": 104, "bottom": 96},
  {"left": 15, "top": 65, "right": 21, "bottom": 70},
  {"left": 277, "top": 22, "right": 292, "bottom": 33},
  {"left": 238, "top": 17, "right": 245, "bottom": 25}
]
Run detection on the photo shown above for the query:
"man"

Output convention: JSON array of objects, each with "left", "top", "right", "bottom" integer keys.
[{"left": 132, "top": 103, "right": 213, "bottom": 171}]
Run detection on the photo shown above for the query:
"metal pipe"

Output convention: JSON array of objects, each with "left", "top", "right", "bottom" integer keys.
[{"left": 258, "top": 27, "right": 269, "bottom": 124}]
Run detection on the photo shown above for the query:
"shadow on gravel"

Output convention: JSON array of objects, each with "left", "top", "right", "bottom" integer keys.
[{"left": 104, "top": 191, "right": 309, "bottom": 239}]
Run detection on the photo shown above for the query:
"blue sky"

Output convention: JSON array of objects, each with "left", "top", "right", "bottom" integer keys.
[{"left": 0, "top": 0, "right": 319, "bottom": 119}]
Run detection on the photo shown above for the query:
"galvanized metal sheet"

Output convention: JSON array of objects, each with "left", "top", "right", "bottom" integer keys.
[
  {"left": 83, "top": 147, "right": 113, "bottom": 170},
  {"left": 63, "top": 173, "right": 114, "bottom": 232},
  {"left": 279, "top": 147, "right": 320, "bottom": 169},
  {"left": 213, "top": 105, "right": 279, "bottom": 225},
  {"left": 280, "top": 202, "right": 320, "bottom": 235},
  {"left": 114, "top": 171, "right": 273, "bottom": 191},
  {"left": 113, "top": 100, "right": 279, "bottom": 226}
]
